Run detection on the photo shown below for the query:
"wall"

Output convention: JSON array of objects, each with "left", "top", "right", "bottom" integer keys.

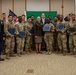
[
  {"left": 1, "top": 0, "right": 75, "bottom": 18},
  {"left": 64, "top": 0, "right": 75, "bottom": 17},
  {"left": 0, "top": 0, "right": 2, "bottom": 19},
  {"left": 26, "top": 0, "right": 49, "bottom": 11},
  {"left": 51, "top": 0, "right": 75, "bottom": 17},
  {"left": 2, "top": 0, "right": 12, "bottom": 18},
  {"left": 14, "top": 0, "right": 25, "bottom": 16}
]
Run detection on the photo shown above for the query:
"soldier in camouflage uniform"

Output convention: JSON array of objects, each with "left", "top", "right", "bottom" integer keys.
[
  {"left": 67, "top": 15, "right": 76, "bottom": 55},
  {"left": 22, "top": 15, "right": 26, "bottom": 51},
  {"left": 15, "top": 16, "right": 25, "bottom": 57},
  {"left": 24, "top": 17, "right": 33, "bottom": 54},
  {"left": 12, "top": 15, "right": 18, "bottom": 53},
  {"left": 4, "top": 15, "right": 16, "bottom": 60},
  {"left": 52, "top": 16, "right": 59, "bottom": 52},
  {"left": 56, "top": 15, "right": 68, "bottom": 56},
  {"left": 44, "top": 18, "right": 54, "bottom": 55}
]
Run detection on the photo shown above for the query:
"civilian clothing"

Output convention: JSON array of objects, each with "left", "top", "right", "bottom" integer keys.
[
  {"left": 41, "top": 18, "right": 47, "bottom": 25},
  {"left": 35, "top": 36, "right": 42, "bottom": 43},
  {"left": 34, "top": 22, "right": 43, "bottom": 36}
]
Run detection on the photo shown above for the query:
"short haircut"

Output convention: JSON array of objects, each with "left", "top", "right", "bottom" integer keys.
[
  {"left": 13, "top": 15, "right": 17, "bottom": 17},
  {"left": 27, "top": 16, "right": 31, "bottom": 19},
  {"left": 22, "top": 14, "right": 25, "bottom": 17},
  {"left": 37, "top": 16, "right": 41, "bottom": 19},
  {"left": 8, "top": 15, "right": 13, "bottom": 18},
  {"left": 2, "top": 13, "right": 6, "bottom": 15}
]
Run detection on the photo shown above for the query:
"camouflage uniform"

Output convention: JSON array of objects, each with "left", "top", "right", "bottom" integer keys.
[
  {"left": 22, "top": 21, "right": 27, "bottom": 51},
  {"left": 44, "top": 23, "right": 54, "bottom": 55},
  {"left": 24, "top": 22, "right": 33, "bottom": 54},
  {"left": 57, "top": 22, "right": 67, "bottom": 55},
  {"left": 4, "top": 21, "right": 15, "bottom": 59},
  {"left": 15, "top": 22, "right": 25, "bottom": 56},
  {"left": 67, "top": 21, "right": 76, "bottom": 54},
  {"left": 12, "top": 21, "right": 17, "bottom": 53},
  {"left": 52, "top": 21, "right": 59, "bottom": 51}
]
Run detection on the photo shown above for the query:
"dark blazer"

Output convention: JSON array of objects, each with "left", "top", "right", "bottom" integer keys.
[
  {"left": 41, "top": 18, "right": 47, "bottom": 25},
  {"left": 34, "top": 22, "right": 43, "bottom": 36}
]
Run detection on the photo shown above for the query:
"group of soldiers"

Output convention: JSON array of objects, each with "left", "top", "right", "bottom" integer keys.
[{"left": 0, "top": 12, "right": 76, "bottom": 61}]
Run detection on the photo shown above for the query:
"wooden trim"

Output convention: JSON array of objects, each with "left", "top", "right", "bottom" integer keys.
[
  {"left": 74, "top": 0, "right": 75, "bottom": 14},
  {"left": 25, "top": 0, "right": 27, "bottom": 11},
  {"left": 49, "top": 0, "right": 51, "bottom": 11},
  {"left": 0, "top": 0, "right": 2, "bottom": 14},
  {"left": 62, "top": 0, "right": 64, "bottom": 16},
  {"left": 0, "top": 0, "right": 2, "bottom": 19},
  {"left": 12, "top": 0, "right": 14, "bottom": 12}
]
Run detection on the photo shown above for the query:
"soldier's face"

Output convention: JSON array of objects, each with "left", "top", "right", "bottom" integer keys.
[
  {"left": 31, "top": 16, "right": 34, "bottom": 20},
  {"left": 2, "top": 14, "right": 6, "bottom": 19},
  {"left": 54, "top": 17, "right": 58, "bottom": 21},
  {"left": 8, "top": 16, "right": 13, "bottom": 21},
  {"left": 72, "top": 15, "right": 75, "bottom": 21},
  {"left": 28, "top": 18, "right": 32, "bottom": 23},
  {"left": 59, "top": 16, "right": 63, "bottom": 21},
  {"left": 22, "top": 16, "right": 25, "bottom": 20},
  {"left": 13, "top": 16, "right": 17, "bottom": 21}
]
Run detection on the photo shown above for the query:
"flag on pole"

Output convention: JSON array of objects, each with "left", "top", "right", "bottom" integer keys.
[{"left": 9, "top": 10, "right": 17, "bottom": 17}]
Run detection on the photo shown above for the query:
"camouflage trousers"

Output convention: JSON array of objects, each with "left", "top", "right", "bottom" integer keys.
[
  {"left": 57, "top": 33, "right": 67, "bottom": 52},
  {"left": 26, "top": 36, "right": 32, "bottom": 52},
  {"left": 53, "top": 31, "right": 58, "bottom": 51},
  {"left": 44, "top": 32, "right": 53, "bottom": 51},
  {"left": 16, "top": 37, "right": 25, "bottom": 54},
  {"left": 69, "top": 35, "right": 76, "bottom": 53},
  {"left": 5, "top": 36, "right": 15, "bottom": 54}
]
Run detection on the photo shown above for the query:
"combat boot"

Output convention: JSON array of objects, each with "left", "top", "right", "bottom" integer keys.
[
  {"left": 48, "top": 51, "right": 52, "bottom": 55},
  {"left": 10, "top": 53, "right": 16, "bottom": 57},
  {"left": 6, "top": 53, "right": 10, "bottom": 60},
  {"left": 17, "top": 53, "right": 21, "bottom": 57},
  {"left": 63, "top": 51, "right": 67, "bottom": 56},
  {"left": 46, "top": 51, "right": 49, "bottom": 55}
]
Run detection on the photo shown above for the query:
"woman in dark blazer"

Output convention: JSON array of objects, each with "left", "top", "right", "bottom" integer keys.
[{"left": 34, "top": 16, "right": 43, "bottom": 54}]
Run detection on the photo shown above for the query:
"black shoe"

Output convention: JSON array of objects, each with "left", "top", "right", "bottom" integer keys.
[
  {"left": 0, "top": 58, "right": 5, "bottom": 61},
  {"left": 39, "top": 51, "right": 42, "bottom": 54}
]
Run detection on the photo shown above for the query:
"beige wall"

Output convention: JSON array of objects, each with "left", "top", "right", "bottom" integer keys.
[
  {"left": 51, "top": 0, "right": 75, "bottom": 17},
  {"left": 0, "top": 0, "right": 2, "bottom": 19},
  {"left": 64, "top": 0, "right": 75, "bottom": 17},
  {"left": 2, "top": 0, "right": 12, "bottom": 19},
  {"left": 26, "top": 0, "right": 49, "bottom": 11},
  {"left": 1, "top": 0, "right": 75, "bottom": 18},
  {"left": 14, "top": 0, "right": 25, "bottom": 16},
  {"left": 51, "top": 0, "right": 62, "bottom": 15}
]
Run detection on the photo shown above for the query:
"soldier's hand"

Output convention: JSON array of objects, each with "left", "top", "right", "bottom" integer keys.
[
  {"left": 57, "top": 29, "right": 60, "bottom": 32},
  {"left": 70, "top": 33, "right": 73, "bottom": 36},
  {"left": 11, "top": 35, "right": 14, "bottom": 37},
  {"left": 67, "top": 31, "right": 69, "bottom": 33},
  {"left": 35, "top": 36, "right": 37, "bottom": 38},
  {"left": 61, "top": 30, "right": 64, "bottom": 33},
  {"left": 3, "top": 37, "right": 5, "bottom": 40},
  {"left": 29, "top": 34, "right": 32, "bottom": 36}
]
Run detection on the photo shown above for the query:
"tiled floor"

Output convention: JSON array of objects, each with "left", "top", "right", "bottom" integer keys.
[{"left": 0, "top": 52, "right": 76, "bottom": 75}]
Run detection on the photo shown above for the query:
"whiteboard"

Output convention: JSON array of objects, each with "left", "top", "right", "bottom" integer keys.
[{"left": 26, "top": 0, "right": 49, "bottom": 11}]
